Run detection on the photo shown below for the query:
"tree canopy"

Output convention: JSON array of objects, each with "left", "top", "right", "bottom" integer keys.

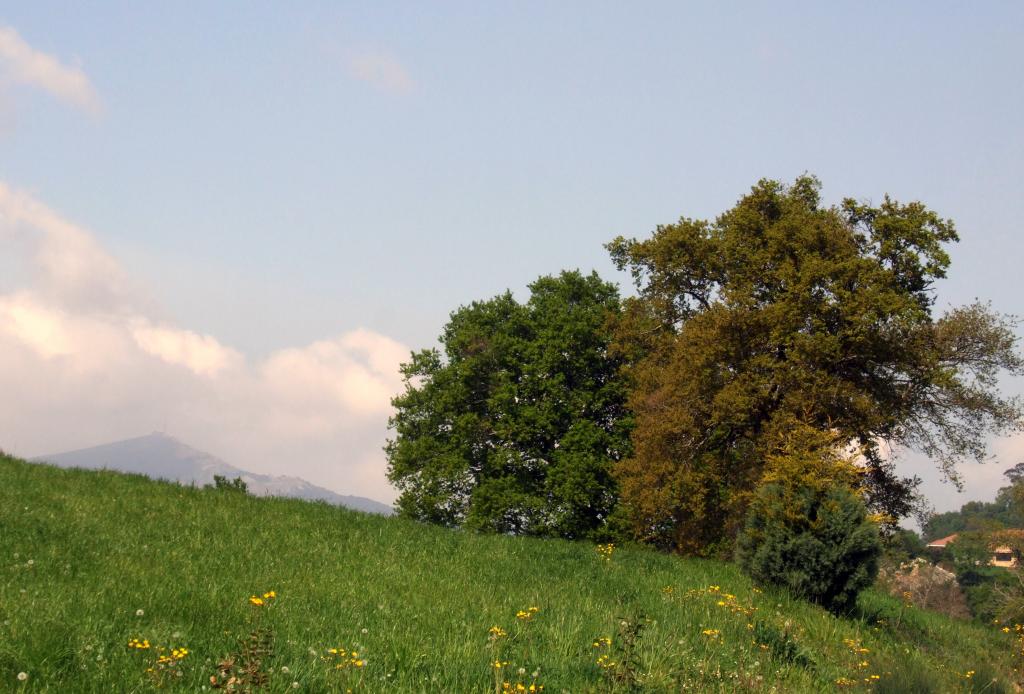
[
  {"left": 608, "top": 176, "right": 1023, "bottom": 553},
  {"left": 385, "top": 270, "right": 631, "bottom": 540}
]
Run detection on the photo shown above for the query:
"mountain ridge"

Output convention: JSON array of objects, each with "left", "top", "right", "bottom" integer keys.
[{"left": 31, "top": 432, "right": 393, "bottom": 515}]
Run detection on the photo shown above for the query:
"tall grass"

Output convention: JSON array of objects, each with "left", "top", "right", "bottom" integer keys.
[{"left": 0, "top": 452, "right": 1017, "bottom": 692}]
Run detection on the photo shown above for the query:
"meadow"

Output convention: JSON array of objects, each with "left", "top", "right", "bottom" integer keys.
[{"left": 0, "top": 452, "right": 1020, "bottom": 692}]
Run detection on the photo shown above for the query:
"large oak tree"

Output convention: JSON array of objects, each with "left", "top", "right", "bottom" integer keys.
[{"left": 608, "top": 176, "right": 1023, "bottom": 554}]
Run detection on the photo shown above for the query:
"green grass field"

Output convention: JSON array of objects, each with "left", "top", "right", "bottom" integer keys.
[{"left": 0, "top": 452, "right": 1019, "bottom": 692}]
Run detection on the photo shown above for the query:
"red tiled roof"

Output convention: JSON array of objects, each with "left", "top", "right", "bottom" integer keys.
[{"left": 926, "top": 533, "right": 959, "bottom": 548}]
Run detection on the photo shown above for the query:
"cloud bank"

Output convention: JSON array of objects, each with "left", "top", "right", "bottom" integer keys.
[
  {"left": 0, "top": 26, "right": 101, "bottom": 114},
  {"left": 0, "top": 182, "right": 407, "bottom": 503}
]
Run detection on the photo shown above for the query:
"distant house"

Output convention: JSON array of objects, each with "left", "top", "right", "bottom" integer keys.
[
  {"left": 926, "top": 534, "right": 959, "bottom": 550},
  {"left": 925, "top": 532, "right": 1019, "bottom": 568},
  {"left": 991, "top": 546, "right": 1018, "bottom": 568}
]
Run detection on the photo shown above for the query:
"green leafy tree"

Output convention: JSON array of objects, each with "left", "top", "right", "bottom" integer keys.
[
  {"left": 385, "top": 270, "right": 631, "bottom": 540},
  {"left": 948, "top": 531, "right": 993, "bottom": 571},
  {"left": 608, "top": 175, "right": 1023, "bottom": 553}
]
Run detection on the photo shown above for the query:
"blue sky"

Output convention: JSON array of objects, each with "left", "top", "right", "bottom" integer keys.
[{"left": 0, "top": 3, "right": 1021, "bottom": 512}]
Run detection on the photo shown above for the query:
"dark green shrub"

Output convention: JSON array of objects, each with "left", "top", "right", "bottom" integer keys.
[
  {"left": 736, "top": 482, "right": 882, "bottom": 613},
  {"left": 210, "top": 474, "right": 249, "bottom": 494}
]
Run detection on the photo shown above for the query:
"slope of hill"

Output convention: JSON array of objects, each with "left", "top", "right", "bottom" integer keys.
[
  {"left": 0, "top": 451, "right": 1018, "bottom": 692},
  {"left": 32, "top": 432, "right": 393, "bottom": 515}
]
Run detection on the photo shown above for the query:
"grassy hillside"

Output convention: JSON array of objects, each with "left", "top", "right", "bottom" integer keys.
[{"left": 0, "top": 452, "right": 1018, "bottom": 692}]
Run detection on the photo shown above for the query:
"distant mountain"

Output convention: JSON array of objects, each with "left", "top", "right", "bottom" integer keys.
[{"left": 32, "top": 432, "right": 393, "bottom": 515}]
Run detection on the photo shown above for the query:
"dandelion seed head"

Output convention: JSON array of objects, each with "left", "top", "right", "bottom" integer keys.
[
  {"left": 17, "top": 672, "right": 28, "bottom": 681},
  {"left": 135, "top": 609, "right": 144, "bottom": 617}
]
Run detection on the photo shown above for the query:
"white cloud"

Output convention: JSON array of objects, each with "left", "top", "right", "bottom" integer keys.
[
  {"left": 0, "top": 182, "right": 135, "bottom": 312},
  {"left": 131, "top": 321, "right": 243, "bottom": 377},
  {"left": 347, "top": 49, "right": 414, "bottom": 95},
  {"left": 0, "top": 293, "right": 73, "bottom": 358},
  {"left": 0, "top": 25, "right": 101, "bottom": 114},
  {"left": 0, "top": 181, "right": 407, "bottom": 503},
  {"left": 263, "top": 337, "right": 398, "bottom": 417}
]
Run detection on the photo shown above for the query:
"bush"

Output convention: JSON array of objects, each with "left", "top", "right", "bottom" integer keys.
[
  {"left": 210, "top": 475, "right": 249, "bottom": 494},
  {"left": 736, "top": 482, "right": 882, "bottom": 613}
]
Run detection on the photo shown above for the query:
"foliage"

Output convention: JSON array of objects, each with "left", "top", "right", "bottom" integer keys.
[
  {"left": 948, "top": 531, "right": 996, "bottom": 574},
  {"left": 210, "top": 475, "right": 249, "bottom": 494},
  {"left": 386, "top": 270, "right": 631, "bottom": 540},
  {"left": 992, "top": 571, "right": 1024, "bottom": 627},
  {"left": 736, "top": 477, "right": 882, "bottom": 613},
  {"left": 923, "top": 470, "right": 1024, "bottom": 541},
  {"left": 943, "top": 531, "right": 1020, "bottom": 622},
  {"left": 1, "top": 453, "right": 1022, "bottom": 691},
  {"left": 920, "top": 472, "right": 1024, "bottom": 622},
  {"left": 883, "top": 529, "right": 926, "bottom": 564},
  {"left": 607, "top": 175, "right": 1024, "bottom": 552},
  {"left": 960, "top": 568, "right": 1018, "bottom": 624}
]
